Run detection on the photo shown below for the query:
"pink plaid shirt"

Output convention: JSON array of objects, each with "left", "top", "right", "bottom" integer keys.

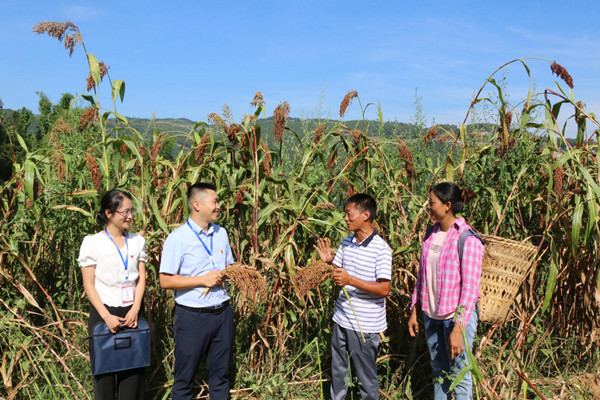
[{"left": 411, "top": 218, "right": 484, "bottom": 326}]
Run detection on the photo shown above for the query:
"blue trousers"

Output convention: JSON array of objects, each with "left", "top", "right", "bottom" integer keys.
[
  {"left": 423, "top": 306, "right": 478, "bottom": 400},
  {"left": 172, "top": 303, "right": 233, "bottom": 400},
  {"left": 330, "top": 322, "right": 380, "bottom": 400}
]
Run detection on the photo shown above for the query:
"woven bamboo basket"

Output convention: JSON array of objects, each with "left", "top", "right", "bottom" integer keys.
[{"left": 478, "top": 234, "right": 538, "bottom": 325}]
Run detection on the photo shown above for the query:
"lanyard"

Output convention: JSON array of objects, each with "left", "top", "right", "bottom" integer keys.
[
  {"left": 104, "top": 229, "right": 129, "bottom": 278},
  {"left": 187, "top": 221, "right": 214, "bottom": 262}
]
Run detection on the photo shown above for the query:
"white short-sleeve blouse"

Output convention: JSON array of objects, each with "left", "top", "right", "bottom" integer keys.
[{"left": 78, "top": 231, "right": 148, "bottom": 307}]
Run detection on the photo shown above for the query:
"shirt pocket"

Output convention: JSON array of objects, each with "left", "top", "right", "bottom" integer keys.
[{"left": 211, "top": 247, "right": 228, "bottom": 269}]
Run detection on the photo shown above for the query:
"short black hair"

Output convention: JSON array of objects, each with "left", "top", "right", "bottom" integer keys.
[
  {"left": 431, "top": 182, "right": 463, "bottom": 215},
  {"left": 187, "top": 182, "right": 217, "bottom": 210},
  {"left": 95, "top": 189, "right": 133, "bottom": 227},
  {"left": 346, "top": 193, "right": 377, "bottom": 222}
]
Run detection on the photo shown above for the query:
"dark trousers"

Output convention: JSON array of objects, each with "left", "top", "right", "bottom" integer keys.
[
  {"left": 172, "top": 303, "right": 233, "bottom": 400},
  {"left": 88, "top": 305, "right": 145, "bottom": 400},
  {"left": 330, "top": 322, "right": 380, "bottom": 400}
]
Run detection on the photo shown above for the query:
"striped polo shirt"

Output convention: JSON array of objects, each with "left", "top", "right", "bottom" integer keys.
[{"left": 332, "top": 230, "right": 392, "bottom": 333}]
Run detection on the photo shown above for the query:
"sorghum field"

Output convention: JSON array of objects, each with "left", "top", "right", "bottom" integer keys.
[{"left": 1, "top": 21, "right": 600, "bottom": 399}]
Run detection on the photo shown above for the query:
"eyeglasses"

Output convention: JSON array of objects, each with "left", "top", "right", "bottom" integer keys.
[{"left": 115, "top": 208, "right": 136, "bottom": 217}]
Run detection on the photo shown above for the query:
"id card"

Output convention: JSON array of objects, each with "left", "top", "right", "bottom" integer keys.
[{"left": 121, "top": 282, "right": 134, "bottom": 304}]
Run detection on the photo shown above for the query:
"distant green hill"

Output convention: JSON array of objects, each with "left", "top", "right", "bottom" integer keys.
[
  {"left": 120, "top": 116, "right": 587, "bottom": 149},
  {"left": 119, "top": 114, "right": 460, "bottom": 140},
  {"left": 117, "top": 115, "right": 456, "bottom": 148},
  {"left": 9, "top": 108, "right": 580, "bottom": 149},
  {"left": 125, "top": 117, "right": 198, "bottom": 136}
]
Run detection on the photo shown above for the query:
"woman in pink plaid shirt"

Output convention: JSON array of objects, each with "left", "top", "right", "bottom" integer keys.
[{"left": 408, "top": 182, "right": 484, "bottom": 400}]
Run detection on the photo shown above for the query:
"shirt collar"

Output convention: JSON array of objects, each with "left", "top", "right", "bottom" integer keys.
[
  {"left": 433, "top": 217, "right": 467, "bottom": 233},
  {"left": 351, "top": 228, "right": 378, "bottom": 246},
  {"left": 187, "top": 218, "right": 214, "bottom": 236},
  {"left": 453, "top": 217, "right": 467, "bottom": 231}
]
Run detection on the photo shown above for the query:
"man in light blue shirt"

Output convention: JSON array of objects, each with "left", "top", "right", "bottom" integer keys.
[{"left": 160, "top": 182, "right": 235, "bottom": 400}]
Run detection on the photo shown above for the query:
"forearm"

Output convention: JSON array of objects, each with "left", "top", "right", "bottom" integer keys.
[
  {"left": 410, "top": 305, "right": 419, "bottom": 318},
  {"left": 410, "top": 280, "right": 421, "bottom": 309},
  {"left": 346, "top": 276, "right": 390, "bottom": 297},
  {"left": 159, "top": 273, "right": 211, "bottom": 290},
  {"left": 83, "top": 280, "right": 111, "bottom": 319},
  {"left": 410, "top": 299, "right": 420, "bottom": 312},
  {"left": 455, "top": 296, "right": 478, "bottom": 327}
]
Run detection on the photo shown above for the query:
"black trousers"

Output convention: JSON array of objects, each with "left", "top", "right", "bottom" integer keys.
[
  {"left": 88, "top": 304, "right": 145, "bottom": 400},
  {"left": 172, "top": 303, "right": 233, "bottom": 400}
]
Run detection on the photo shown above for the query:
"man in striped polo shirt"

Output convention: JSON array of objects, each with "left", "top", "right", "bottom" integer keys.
[{"left": 315, "top": 193, "right": 392, "bottom": 400}]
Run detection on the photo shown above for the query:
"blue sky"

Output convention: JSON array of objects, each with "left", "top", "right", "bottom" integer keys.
[{"left": 1, "top": 1, "right": 599, "bottom": 127}]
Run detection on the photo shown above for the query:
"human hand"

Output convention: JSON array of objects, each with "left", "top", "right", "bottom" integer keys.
[
  {"left": 313, "top": 238, "right": 335, "bottom": 263},
  {"left": 103, "top": 314, "right": 126, "bottom": 334},
  {"left": 332, "top": 268, "right": 352, "bottom": 287},
  {"left": 408, "top": 308, "right": 419, "bottom": 337},
  {"left": 123, "top": 307, "right": 139, "bottom": 328},
  {"left": 448, "top": 326, "right": 465, "bottom": 359},
  {"left": 203, "top": 270, "right": 223, "bottom": 288}
]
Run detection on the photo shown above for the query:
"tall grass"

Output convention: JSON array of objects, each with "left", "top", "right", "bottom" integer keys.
[{"left": 0, "top": 21, "right": 598, "bottom": 398}]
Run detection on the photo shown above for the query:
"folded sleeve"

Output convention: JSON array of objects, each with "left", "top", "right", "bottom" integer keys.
[
  {"left": 138, "top": 235, "right": 148, "bottom": 263},
  {"left": 77, "top": 236, "right": 97, "bottom": 267},
  {"left": 375, "top": 244, "right": 392, "bottom": 281},
  {"left": 225, "top": 232, "right": 234, "bottom": 266},
  {"left": 159, "top": 234, "right": 181, "bottom": 275}
]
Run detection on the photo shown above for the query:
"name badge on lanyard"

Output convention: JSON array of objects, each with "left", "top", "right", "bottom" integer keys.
[
  {"left": 187, "top": 222, "right": 216, "bottom": 269},
  {"left": 105, "top": 229, "right": 134, "bottom": 305},
  {"left": 120, "top": 282, "right": 134, "bottom": 304}
]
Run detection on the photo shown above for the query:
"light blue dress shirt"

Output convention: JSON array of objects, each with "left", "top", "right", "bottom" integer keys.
[{"left": 159, "top": 218, "right": 234, "bottom": 308}]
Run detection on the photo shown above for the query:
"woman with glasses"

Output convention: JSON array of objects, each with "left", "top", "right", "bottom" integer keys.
[{"left": 78, "top": 189, "right": 147, "bottom": 400}]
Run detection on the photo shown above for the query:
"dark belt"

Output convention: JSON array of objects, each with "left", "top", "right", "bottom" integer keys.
[{"left": 176, "top": 300, "right": 230, "bottom": 314}]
